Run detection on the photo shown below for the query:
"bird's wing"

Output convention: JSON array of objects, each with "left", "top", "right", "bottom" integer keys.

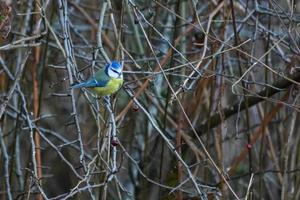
[{"left": 71, "top": 78, "right": 108, "bottom": 88}]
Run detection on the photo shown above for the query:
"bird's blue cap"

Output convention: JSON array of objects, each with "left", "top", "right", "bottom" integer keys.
[{"left": 110, "top": 61, "right": 122, "bottom": 69}]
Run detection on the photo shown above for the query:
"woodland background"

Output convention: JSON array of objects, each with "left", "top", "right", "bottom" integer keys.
[{"left": 1, "top": 0, "right": 300, "bottom": 199}]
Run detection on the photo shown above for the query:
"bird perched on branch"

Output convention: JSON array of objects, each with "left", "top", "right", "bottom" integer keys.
[{"left": 71, "top": 61, "right": 123, "bottom": 96}]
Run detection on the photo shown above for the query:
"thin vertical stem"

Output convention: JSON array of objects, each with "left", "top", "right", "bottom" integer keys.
[
  {"left": 96, "top": 1, "right": 110, "bottom": 64},
  {"left": 32, "top": 1, "right": 43, "bottom": 199},
  {"left": 0, "top": 127, "right": 13, "bottom": 200},
  {"left": 229, "top": 0, "right": 252, "bottom": 175}
]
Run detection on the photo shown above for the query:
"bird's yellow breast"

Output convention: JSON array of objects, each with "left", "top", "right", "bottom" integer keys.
[{"left": 93, "top": 78, "right": 123, "bottom": 96}]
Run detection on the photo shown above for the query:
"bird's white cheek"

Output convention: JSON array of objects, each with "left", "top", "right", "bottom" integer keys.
[
  {"left": 108, "top": 69, "right": 120, "bottom": 78},
  {"left": 108, "top": 70, "right": 122, "bottom": 78}
]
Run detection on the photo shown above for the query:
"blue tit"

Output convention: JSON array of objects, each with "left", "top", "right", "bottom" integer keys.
[{"left": 71, "top": 61, "right": 123, "bottom": 96}]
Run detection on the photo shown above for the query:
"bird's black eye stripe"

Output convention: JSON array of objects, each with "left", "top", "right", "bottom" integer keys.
[{"left": 111, "top": 68, "right": 120, "bottom": 75}]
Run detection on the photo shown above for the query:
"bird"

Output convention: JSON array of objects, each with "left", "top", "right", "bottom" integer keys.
[{"left": 71, "top": 61, "right": 123, "bottom": 96}]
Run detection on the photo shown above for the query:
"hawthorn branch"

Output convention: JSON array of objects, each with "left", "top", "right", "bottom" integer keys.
[{"left": 197, "top": 70, "right": 300, "bottom": 134}]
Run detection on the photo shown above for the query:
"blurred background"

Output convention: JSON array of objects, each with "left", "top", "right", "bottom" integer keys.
[{"left": 1, "top": 0, "right": 300, "bottom": 199}]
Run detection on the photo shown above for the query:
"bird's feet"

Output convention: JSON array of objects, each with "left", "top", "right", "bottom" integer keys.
[{"left": 103, "top": 95, "right": 111, "bottom": 106}]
